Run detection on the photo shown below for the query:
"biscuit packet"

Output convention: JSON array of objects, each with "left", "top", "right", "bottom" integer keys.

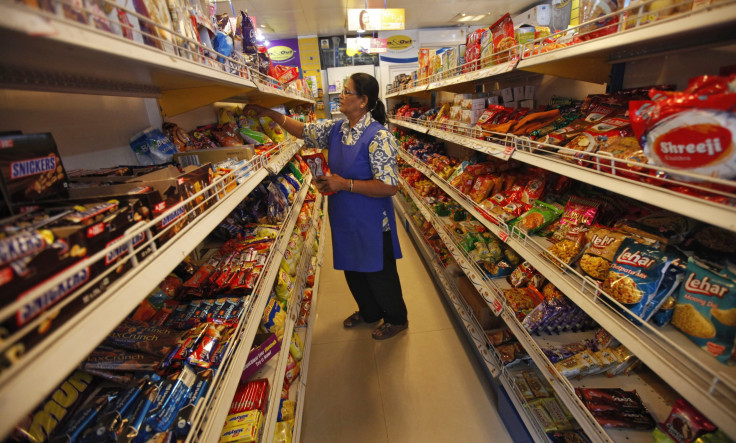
[
  {"left": 602, "top": 237, "right": 672, "bottom": 318},
  {"left": 672, "top": 258, "right": 736, "bottom": 365},
  {"left": 510, "top": 200, "right": 563, "bottom": 237},
  {"left": 579, "top": 226, "right": 627, "bottom": 280}
]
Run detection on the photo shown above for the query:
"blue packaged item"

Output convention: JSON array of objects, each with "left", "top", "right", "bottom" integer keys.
[{"left": 129, "top": 128, "right": 178, "bottom": 165}]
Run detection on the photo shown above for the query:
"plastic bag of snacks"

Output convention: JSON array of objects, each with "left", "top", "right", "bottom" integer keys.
[
  {"left": 602, "top": 237, "right": 672, "bottom": 317},
  {"left": 672, "top": 258, "right": 736, "bottom": 364},
  {"left": 656, "top": 398, "right": 717, "bottom": 443},
  {"left": 579, "top": 226, "right": 627, "bottom": 280},
  {"left": 259, "top": 116, "right": 286, "bottom": 143},
  {"left": 129, "top": 127, "right": 178, "bottom": 165},
  {"left": 630, "top": 75, "right": 736, "bottom": 183},
  {"left": 262, "top": 294, "right": 286, "bottom": 339}
]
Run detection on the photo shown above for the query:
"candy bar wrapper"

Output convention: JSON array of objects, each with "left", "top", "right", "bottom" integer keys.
[
  {"left": 173, "top": 369, "right": 213, "bottom": 437},
  {"left": 530, "top": 397, "right": 574, "bottom": 431},
  {"left": 522, "top": 371, "right": 550, "bottom": 399},
  {"left": 145, "top": 365, "right": 198, "bottom": 434},
  {"left": 512, "top": 373, "right": 535, "bottom": 401},
  {"left": 104, "top": 319, "right": 187, "bottom": 358},
  {"left": 230, "top": 378, "right": 269, "bottom": 415},
  {"left": 51, "top": 392, "right": 109, "bottom": 443},
  {"left": 16, "top": 371, "right": 96, "bottom": 443},
  {"left": 83, "top": 377, "right": 149, "bottom": 442},
  {"left": 82, "top": 347, "right": 162, "bottom": 372},
  {"left": 118, "top": 383, "right": 159, "bottom": 442},
  {"left": 166, "top": 323, "right": 209, "bottom": 365},
  {"left": 210, "top": 297, "right": 243, "bottom": 326},
  {"left": 187, "top": 324, "right": 226, "bottom": 369},
  {"left": 554, "top": 351, "right": 596, "bottom": 378}
]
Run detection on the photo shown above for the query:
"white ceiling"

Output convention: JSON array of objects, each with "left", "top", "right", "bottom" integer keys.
[{"left": 214, "top": 0, "right": 541, "bottom": 40}]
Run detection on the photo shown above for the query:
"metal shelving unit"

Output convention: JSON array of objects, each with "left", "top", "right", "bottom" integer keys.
[
  {"left": 292, "top": 198, "right": 327, "bottom": 443},
  {"left": 193, "top": 175, "right": 314, "bottom": 443}
]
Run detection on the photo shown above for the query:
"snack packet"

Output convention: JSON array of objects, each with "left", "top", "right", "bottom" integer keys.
[
  {"left": 259, "top": 116, "right": 286, "bottom": 143},
  {"left": 511, "top": 200, "right": 563, "bottom": 236},
  {"left": 672, "top": 258, "right": 736, "bottom": 364},
  {"left": 579, "top": 226, "right": 627, "bottom": 280},
  {"left": 602, "top": 238, "right": 672, "bottom": 318}
]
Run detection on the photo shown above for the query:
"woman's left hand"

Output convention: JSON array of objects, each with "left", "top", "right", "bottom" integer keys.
[{"left": 315, "top": 174, "right": 350, "bottom": 194}]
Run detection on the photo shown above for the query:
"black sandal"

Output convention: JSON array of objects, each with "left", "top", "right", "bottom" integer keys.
[
  {"left": 372, "top": 322, "right": 408, "bottom": 340},
  {"left": 343, "top": 311, "right": 363, "bottom": 328}
]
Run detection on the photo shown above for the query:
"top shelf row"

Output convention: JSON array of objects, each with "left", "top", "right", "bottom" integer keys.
[
  {"left": 386, "top": 0, "right": 736, "bottom": 96},
  {"left": 0, "top": 1, "right": 314, "bottom": 116}
]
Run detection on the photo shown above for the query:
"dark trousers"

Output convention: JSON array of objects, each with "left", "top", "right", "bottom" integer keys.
[{"left": 344, "top": 231, "right": 408, "bottom": 325}]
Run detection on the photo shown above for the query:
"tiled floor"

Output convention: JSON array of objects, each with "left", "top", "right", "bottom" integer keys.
[{"left": 300, "top": 214, "right": 513, "bottom": 443}]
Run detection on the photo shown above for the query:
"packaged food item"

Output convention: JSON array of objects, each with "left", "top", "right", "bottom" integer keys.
[
  {"left": 129, "top": 127, "right": 178, "bottom": 165},
  {"left": 511, "top": 200, "right": 563, "bottom": 236},
  {"left": 289, "top": 332, "right": 304, "bottom": 361},
  {"left": 490, "top": 13, "right": 516, "bottom": 64},
  {"left": 579, "top": 226, "right": 627, "bottom": 280},
  {"left": 576, "top": 387, "right": 656, "bottom": 430},
  {"left": 259, "top": 117, "right": 286, "bottom": 143},
  {"left": 630, "top": 80, "right": 736, "bottom": 182},
  {"left": 262, "top": 295, "right": 286, "bottom": 339},
  {"left": 508, "top": 261, "right": 545, "bottom": 289},
  {"left": 523, "top": 371, "right": 551, "bottom": 398},
  {"left": 659, "top": 398, "right": 717, "bottom": 443},
  {"left": 603, "top": 238, "right": 672, "bottom": 317},
  {"left": 551, "top": 196, "right": 600, "bottom": 243},
  {"left": 104, "top": 319, "right": 186, "bottom": 357},
  {"left": 220, "top": 410, "right": 263, "bottom": 443},
  {"left": 229, "top": 378, "right": 270, "bottom": 414},
  {"left": 672, "top": 258, "right": 736, "bottom": 364}
]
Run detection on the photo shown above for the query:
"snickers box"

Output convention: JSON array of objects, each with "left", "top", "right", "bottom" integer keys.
[
  {"left": 0, "top": 199, "right": 153, "bottom": 372},
  {"left": 0, "top": 133, "right": 69, "bottom": 216}
]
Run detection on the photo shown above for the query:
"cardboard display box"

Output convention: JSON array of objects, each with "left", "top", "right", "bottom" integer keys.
[{"left": 456, "top": 275, "right": 495, "bottom": 330}]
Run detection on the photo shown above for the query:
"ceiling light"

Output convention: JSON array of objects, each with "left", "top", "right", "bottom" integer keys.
[{"left": 450, "top": 12, "right": 489, "bottom": 23}]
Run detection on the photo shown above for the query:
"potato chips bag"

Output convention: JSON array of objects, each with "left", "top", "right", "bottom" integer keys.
[{"left": 672, "top": 258, "right": 736, "bottom": 365}]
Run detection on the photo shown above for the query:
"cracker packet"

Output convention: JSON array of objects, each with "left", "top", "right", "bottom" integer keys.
[{"left": 672, "top": 258, "right": 736, "bottom": 365}]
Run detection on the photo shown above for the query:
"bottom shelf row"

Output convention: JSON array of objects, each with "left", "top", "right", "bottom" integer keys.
[{"left": 393, "top": 191, "right": 732, "bottom": 443}]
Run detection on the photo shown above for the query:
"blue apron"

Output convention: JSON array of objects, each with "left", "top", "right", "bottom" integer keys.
[{"left": 327, "top": 120, "right": 402, "bottom": 272}]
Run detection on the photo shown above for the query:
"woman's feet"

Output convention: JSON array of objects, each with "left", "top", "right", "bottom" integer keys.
[
  {"left": 372, "top": 321, "right": 408, "bottom": 340},
  {"left": 343, "top": 311, "right": 363, "bottom": 328}
]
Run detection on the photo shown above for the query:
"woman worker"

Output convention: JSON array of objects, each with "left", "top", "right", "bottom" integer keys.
[{"left": 246, "top": 73, "right": 408, "bottom": 340}]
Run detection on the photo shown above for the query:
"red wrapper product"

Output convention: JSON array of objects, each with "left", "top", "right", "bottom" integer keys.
[
  {"left": 660, "top": 398, "right": 717, "bottom": 443},
  {"left": 521, "top": 172, "right": 546, "bottom": 204},
  {"left": 184, "top": 257, "right": 220, "bottom": 288},
  {"left": 580, "top": 0, "right": 622, "bottom": 41},
  {"left": 477, "top": 105, "right": 509, "bottom": 130},
  {"left": 269, "top": 65, "right": 299, "bottom": 84},
  {"left": 564, "top": 117, "right": 633, "bottom": 166},
  {"left": 490, "top": 13, "right": 516, "bottom": 64},
  {"left": 551, "top": 196, "right": 600, "bottom": 243},
  {"left": 230, "top": 378, "right": 270, "bottom": 415},
  {"left": 576, "top": 388, "right": 656, "bottom": 430},
  {"left": 187, "top": 323, "right": 224, "bottom": 368}
]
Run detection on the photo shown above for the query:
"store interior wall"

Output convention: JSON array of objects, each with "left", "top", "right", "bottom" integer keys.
[
  {"left": 621, "top": 43, "right": 736, "bottom": 89},
  {"left": 0, "top": 89, "right": 158, "bottom": 170}
]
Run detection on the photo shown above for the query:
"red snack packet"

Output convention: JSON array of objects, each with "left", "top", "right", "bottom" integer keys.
[
  {"left": 230, "top": 378, "right": 270, "bottom": 414},
  {"left": 187, "top": 323, "right": 223, "bottom": 368},
  {"left": 490, "top": 13, "right": 516, "bottom": 64},
  {"left": 469, "top": 176, "right": 496, "bottom": 203},
  {"left": 660, "top": 398, "right": 717, "bottom": 443}
]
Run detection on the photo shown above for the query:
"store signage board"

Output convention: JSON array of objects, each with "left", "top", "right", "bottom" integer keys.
[
  {"left": 347, "top": 9, "right": 405, "bottom": 31},
  {"left": 346, "top": 38, "right": 388, "bottom": 54}
]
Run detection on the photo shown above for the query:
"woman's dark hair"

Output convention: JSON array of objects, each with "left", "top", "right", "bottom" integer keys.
[{"left": 351, "top": 72, "right": 387, "bottom": 125}]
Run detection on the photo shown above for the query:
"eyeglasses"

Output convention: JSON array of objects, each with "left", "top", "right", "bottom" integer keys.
[{"left": 340, "top": 89, "right": 358, "bottom": 97}]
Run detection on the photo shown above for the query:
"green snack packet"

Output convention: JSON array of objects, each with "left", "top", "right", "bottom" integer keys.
[{"left": 511, "top": 200, "right": 564, "bottom": 236}]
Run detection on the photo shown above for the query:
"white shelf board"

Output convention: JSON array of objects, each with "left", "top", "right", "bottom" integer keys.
[
  {"left": 0, "top": 3, "right": 257, "bottom": 93},
  {"left": 517, "top": 1, "right": 736, "bottom": 83}
]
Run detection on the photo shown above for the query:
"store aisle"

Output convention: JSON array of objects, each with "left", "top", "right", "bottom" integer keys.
[{"left": 300, "top": 213, "right": 513, "bottom": 443}]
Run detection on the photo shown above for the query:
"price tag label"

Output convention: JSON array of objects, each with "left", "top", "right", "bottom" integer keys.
[
  {"left": 498, "top": 230, "right": 509, "bottom": 243},
  {"left": 503, "top": 145, "right": 516, "bottom": 158},
  {"left": 491, "top": 299, "right": 503, "bottom": 315}
]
